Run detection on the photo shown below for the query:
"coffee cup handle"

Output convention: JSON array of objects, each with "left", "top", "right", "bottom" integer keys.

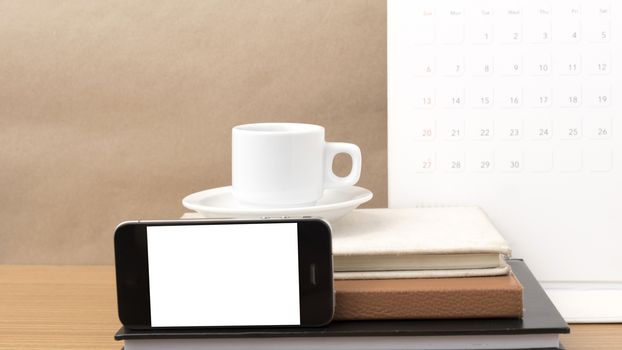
[{"left": 324, "top": 142, "right": 362, "bottom": 189}]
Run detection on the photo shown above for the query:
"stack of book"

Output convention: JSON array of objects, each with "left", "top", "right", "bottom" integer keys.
[
  {"left": 116, "top": 208, "right": 570, "bottom": 349},
  {"left": 332, "top": 208, "right": 522, "bottom": 321}
]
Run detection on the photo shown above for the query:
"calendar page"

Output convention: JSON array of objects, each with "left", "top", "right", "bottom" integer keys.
[{"left": 388, "top": 0, "right": 622, "bottom": 320}]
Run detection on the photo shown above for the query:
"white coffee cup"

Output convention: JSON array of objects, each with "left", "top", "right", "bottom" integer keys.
[{"left": 232, "top": 123, "right": 362, "bottom": 207}]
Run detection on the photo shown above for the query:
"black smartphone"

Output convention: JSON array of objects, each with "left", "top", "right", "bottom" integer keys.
[{"left": 114, "top": 218, "right": 334, "bottom": 329}]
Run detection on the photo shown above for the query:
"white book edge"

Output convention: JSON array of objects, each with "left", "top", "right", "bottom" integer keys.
[
  {"left": 334, "top": 253, "right": 502, "bottom": 272},
  {"left": 334, "top": 259, "right": 510, "bottom": 280},
  {"left": 124, "top": 333, "right": 560, "bottom": 350}
]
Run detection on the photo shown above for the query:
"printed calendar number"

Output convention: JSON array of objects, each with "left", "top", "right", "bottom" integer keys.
[
  {"left": 469, "top": 55, "right": 494, "bottom": 76},
  {"left": 468, "top": 151, "right": 494, "bottom": 172},
  {"left": 589, "top": 23, "right": 611, "bottom": 43},
  {"left": 440, "top": 152, "right": 465, "bottom": 173},
  {"left": 439, "top": 88, "right": 466, "bottom": 108},
  {"left": 496, "top": 150, "right": 523, "bottom": 172},
  {"left": 414, "top": 153, "right": 436, "bottom": 173},
  {"left": 413, "top": 120, "right": 435, "bottom": 140},
  {"left": 468, "top": 87, "right": 494, "bottom": 108},
  {"left": 499, "top": 88, "right": 523, "bottom": 107},
  {"left": 413, "top": 90, "right": 435, "bottom": 108},
  {"left": 528, "top": 119, "right": 553, "bottom": 140},
  {"left": 558, "top": 84, "right": 582, "bottom": 107},
  {"left": 471, "top": 27, "right": 492, "bottom": 44},
  {"left": 498, "top": 119, "right": 523, "bottom": 140},
  {"left": 561, "top": 93, "right": 581, "bottom": 107},
  {"left": 439, "top": 119, "right": 465, "bottom": 140},
  {"left": 508, "top": 159, "right": 522, "bottom": 171},
  {"left": 557, "top": 53, "right": 581, "bottom": 75},
  {"left": 559, "top": 117, "right": 582, "bottom": 140},
  {"left": 586, "top": 52, "right": 611, "bottom": 75},
  {"left": 526, "top": 85, "right": 552, "bottom": 107},
  {"left": 499, "top": 54, "right": 522, "bottom": 75},
  {"left": 471, "top": 119, "right": 494, "bottom": 140},
  {"left": 534, "top": 93, "right": 551, "bottom": 107}
]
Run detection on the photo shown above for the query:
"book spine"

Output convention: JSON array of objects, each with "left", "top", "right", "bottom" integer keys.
[{"left": 334, "top": 282, "right": 523, "bottom": 320}]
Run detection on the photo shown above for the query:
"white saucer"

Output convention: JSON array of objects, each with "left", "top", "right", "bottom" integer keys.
[{"left": 182, "top": 186, "right": 373, "bottom": 222}]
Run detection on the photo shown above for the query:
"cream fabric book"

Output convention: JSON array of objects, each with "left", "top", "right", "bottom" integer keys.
[
  {"left": 331, "top": 207, "right": 510, "bottom": 279},
  {"left": 181, "top": 206, "right": 511, "bottom": 279}
]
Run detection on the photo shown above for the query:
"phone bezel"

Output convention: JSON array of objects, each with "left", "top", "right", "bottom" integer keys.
[{"left": 114, "top": 218, "right": 334, "bottom": 329}]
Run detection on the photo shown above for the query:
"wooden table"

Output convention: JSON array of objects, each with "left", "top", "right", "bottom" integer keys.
[{"left": 1, "top": 266, "right": 620, "bottom": 350}]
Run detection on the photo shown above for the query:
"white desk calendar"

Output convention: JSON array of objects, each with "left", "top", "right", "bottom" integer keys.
[{"left": 388, "top": 0, "right": 622, "bottom": 322}]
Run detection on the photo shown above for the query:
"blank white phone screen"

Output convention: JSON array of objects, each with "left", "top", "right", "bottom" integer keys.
[{"left": 146, "top": 223, "right": 300, "bottom": 327}]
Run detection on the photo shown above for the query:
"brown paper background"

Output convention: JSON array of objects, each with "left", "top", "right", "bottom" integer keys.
[{"left": 0, "top": 1, "right": 387, "bottom": 264}]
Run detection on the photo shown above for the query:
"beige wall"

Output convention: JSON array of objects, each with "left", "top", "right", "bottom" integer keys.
[{"left": 0, "top": 1, "right": 387, "bottom": 264}]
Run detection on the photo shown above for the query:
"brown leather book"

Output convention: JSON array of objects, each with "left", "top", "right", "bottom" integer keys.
[{"left": 334, "top": 273, "right": 523, "bottom": 320}]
